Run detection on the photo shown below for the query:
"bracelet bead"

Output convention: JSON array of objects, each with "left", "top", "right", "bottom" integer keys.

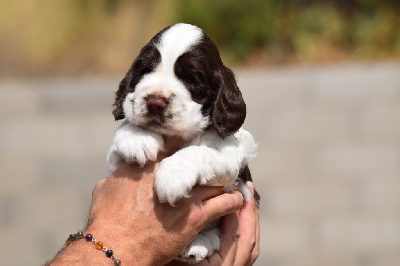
[
  {"left": 106, "top": 250, "right": 114, "bottom": 258},
  {"left": 85, "top": 234, "right": 93, "bottom": 241},
  {"left": 67, "top": 232, "right": 121, "bottom": 265},
  {"left": 69, "top": 233, "right": 76, "bottom": 240},
  {"left": 95, "top": 241, "right": 104, "bottom": 250}
]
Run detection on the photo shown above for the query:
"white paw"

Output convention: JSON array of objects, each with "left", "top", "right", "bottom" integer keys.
[
  {"left": 106, "top": 149, "right": 123, "bottom": 173},
  {"left": 155, "top": 156, "right": 198, "bottom": 205},
  {"left": 107, "top": 122, "right": 163, "bottom": 172},
  {"left": 180, "top": 244, "right": 209, "bottom": 263},
  {"left": 179, "top": 229, "right": 220, "bottom": 263},
  {"left": 115, "top": 133, "right": 161, "bottom": 165}
]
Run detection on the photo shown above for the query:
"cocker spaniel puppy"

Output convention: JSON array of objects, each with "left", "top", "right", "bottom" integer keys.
[{"left": 107, "top": 23, "right": 259, "bottom": 263}]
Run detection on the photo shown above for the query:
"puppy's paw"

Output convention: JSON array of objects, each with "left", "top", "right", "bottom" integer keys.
[
  {"left": 116, "top": 134, "right": 162, "bottom": 165},
  {"left": 179, "top": 229, "right": 220, "bottom": 263},
  {"left": 180, "top": 244, "right": 209, "bottom": 263},
  {"left": 107, "top": 123, "right": 164, "bottom": 170},
  {"left": 106, "top": 149, "right": 123, "bottom": 173},
  {"left": 155, "top": 157, "right": 198, "bottom": 205}
]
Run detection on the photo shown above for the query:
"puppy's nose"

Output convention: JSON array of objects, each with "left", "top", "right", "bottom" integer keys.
[{"left": 147, "top": 94, "right": 167, "bottom": 115}]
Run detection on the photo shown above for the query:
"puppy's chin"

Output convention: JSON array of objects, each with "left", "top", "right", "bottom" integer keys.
[
  {"left": 145, "top": 115, "right": 166, "bottom": 126},
  {"left": 145, "top": 123, "right": 201, "bottom": 140}
]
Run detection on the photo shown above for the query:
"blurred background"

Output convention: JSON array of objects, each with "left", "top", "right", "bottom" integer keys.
[{"left": 0, "top": 0, "right": 399, "bottom": 265}]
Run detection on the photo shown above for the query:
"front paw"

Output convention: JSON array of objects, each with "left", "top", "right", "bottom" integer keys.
[
  {"left": 107, "top": 123, "right": 164, "bottom": 171},
  {"left": 115, "top": 134, "right": 161, "bottom": 165},
  {"left": 155, "top": 157, "right": 198, "bottom": 205}
]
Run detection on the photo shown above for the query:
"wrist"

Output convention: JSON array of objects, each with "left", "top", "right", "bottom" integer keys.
[
  {"left": 85, "top": 224, "right": 150, "bottom": 265},
  {"left": 86, "top": 224, "right": 176, "bottom": 265},
  {"left": 49, "top": 238, "right": 110, "bottom": 265}
]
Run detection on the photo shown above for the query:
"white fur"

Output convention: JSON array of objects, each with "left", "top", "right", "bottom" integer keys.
[
  {"left": 123, "top": 73, "right": 209, "bottom": 139},
  {"left": 122, "top": 24, "right": 208, "bottom": 139},
  {"left": 155, "top": 128, "right": 257, "bottom": 205},
  {"left": 179, "top": 228, "right": 221, "bottom": 262},
  {"left": 157, "top": 23, "right": 202, "bottom": 73},
  {"left": 106, "top": 23, "right": 258, "bottom": 263},
  {"left": 107, "top": 121, "right": 164, "bottom": 172}
]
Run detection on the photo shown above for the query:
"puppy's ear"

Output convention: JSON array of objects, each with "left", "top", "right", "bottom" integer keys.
[
  {"left": 212, "top": 67, "right": 246, "bottom": 139},
  {"left": 112, "top": 74, "right": 130, "bottom": 121}
]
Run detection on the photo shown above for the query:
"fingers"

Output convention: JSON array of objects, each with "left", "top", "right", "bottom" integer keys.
[
  {"left": 252, "top": 208, "right": 260, "bottom": 263},
  {"left": 200, "top": 211, "right": 240, "bottom": 266},
  {"left": 200, "top": 191, "right": 244, "bottom": 225},
  {"left": 234, "top": 182, "right": 258, "bottom": 266},
  {"left": 191, "top": 186, "right": 225, "bottom": 201},
  {"left": 218, "top": 211, "right": 240, "bottom": 265}
]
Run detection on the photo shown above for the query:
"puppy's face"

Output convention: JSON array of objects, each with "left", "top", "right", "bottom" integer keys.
[{"left": 113, "top": 23, "right": 246, "bottom": 139}]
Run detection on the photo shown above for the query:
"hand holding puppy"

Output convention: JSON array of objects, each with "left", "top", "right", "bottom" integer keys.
[{"left": 48, "top": 161, "right": 246, "bottom": 265}]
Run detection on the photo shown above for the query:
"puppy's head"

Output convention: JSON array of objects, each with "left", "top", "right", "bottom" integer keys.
[{"left": 113, "top": 23, "right": 246, "bottom": 139}]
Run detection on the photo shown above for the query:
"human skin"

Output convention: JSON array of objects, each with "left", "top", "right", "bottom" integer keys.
[
  {"left": 48, "top": 138, "right": 259, "bottom": 265},
  {"left": 167, "top": 182, "right": 260, "bottom": 266}
]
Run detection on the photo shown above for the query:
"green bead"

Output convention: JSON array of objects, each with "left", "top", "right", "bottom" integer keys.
[{"left": 106, "top": 249, "right": 114, "bottom": 258}]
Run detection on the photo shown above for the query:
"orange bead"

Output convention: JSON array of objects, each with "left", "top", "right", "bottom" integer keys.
[{"left": 95, "top": 241, "right": 103, "bottom": 250}]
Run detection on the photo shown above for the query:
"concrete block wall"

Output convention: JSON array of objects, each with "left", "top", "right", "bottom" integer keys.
[
  {"left": 240, "top": 64, "right": 400, "bottom": 266},
  {"left": 0, "top": 63, "right": 399, "bottom": 265}
]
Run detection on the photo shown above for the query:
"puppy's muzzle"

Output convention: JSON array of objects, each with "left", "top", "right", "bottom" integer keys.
[{"left": 147, "top": 94, "right": 167, "bottom": 117}]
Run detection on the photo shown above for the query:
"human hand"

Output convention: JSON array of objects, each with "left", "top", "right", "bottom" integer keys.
[
  {"left": 84, "top": 161, "right": 244, "bottom": 265},
  {"left": 48, "top": 137, "right": 246, "bottom": 266},
  {"left": 167, "top": 181, "right": 260, "bottom": 266},
  {"left": 232, "top": 181, "right": 260, "bottom": 265}
]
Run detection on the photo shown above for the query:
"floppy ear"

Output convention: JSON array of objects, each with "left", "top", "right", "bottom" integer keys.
[
  {"left": 112, "top": 74, "right": 130, "bottom": 121},
  {"left": 212, "top": 67, "right": 246, "bottom": 139}
]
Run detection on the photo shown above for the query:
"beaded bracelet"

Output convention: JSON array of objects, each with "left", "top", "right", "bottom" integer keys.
[{"left": 66, "top": 232, "right": 121, "bottom": 266}]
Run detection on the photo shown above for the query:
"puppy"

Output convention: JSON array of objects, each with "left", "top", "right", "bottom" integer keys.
[{"left": 107, "top": 23, "right": 259, "bottom": 262}]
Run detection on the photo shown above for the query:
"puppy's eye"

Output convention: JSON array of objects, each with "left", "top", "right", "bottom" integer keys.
[
  {"left": 180, "top": 68, "right": 204, "bottom": 85},
  {"left": 183, "top": 74, "right": 199, "bottom": 85}
]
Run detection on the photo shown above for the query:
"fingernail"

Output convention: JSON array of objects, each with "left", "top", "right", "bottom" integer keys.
[
  {"left": 246, "top": 181, "right": 255, "bottom": 197},
  {"left": 234, "top": 179, "right": 241, "bottom": 190}
]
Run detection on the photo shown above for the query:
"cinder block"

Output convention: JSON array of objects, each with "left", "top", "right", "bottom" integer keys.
[
  {"left": 238, "top": 70, "right": 308, "bottom": 113},
  {"left": 311, "top": 65, "right": 400, "bottom": 106},
  {"left": 36, "top": 78, "right": 116, "bottom": 115},
  {"left": 265, "top": 183, "right": 358, "bottom": 218},
  {"left": 260, "top": 218, "right": 311, "bottom": 254},
  {"left": 0, "top": 115, "right": 115, "bottom": 159},
  {"left": 362, "top": 103, "right": 400, "bottom": 141},
  {"left": 0, "top": 88, "right": 41, "bottom": 119},
  {"left": 267, "top": 106, "right": 350, "bottom": 145},
  {"left": 320, "top": 215, "right": 400, "bottom": 251},
  {"left": 0, "top": 159, "right": 40, "bottom": 195},
  {"left": 317, "top": 144, "right": 400, "bottom": 180},
  {"left": 363, "top": 178, "right": 400, "bottom": 213},
  {"left": 250, "top": 147, "right": 318, "bottom": 183}
]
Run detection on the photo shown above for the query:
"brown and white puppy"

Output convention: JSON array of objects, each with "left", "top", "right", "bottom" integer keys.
[{"left": 107, "top": 23, "right": 258, "bottom": 263}]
